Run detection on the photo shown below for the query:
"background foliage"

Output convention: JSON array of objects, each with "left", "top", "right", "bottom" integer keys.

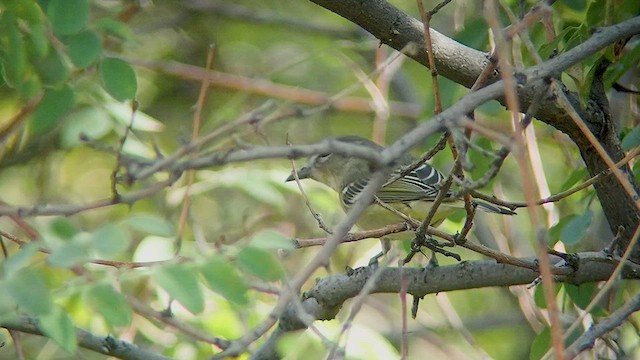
[{"left": 0, "top": 0, "right": 639, "bottom": 359}]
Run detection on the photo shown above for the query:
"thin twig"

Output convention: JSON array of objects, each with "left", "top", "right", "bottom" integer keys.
[
  {"left": 175, "top": 44, "right": 216, "bottom": 254},
  {"left": 128, "top": 297, "right": 230, "bottom": 350},
  {"left": 288, "top": 156, "right": 333, "bottom": 234}
]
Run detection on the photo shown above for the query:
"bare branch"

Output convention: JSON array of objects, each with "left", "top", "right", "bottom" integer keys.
[{"left": 1, "top": 317, "right": 173, "bottom": 360}]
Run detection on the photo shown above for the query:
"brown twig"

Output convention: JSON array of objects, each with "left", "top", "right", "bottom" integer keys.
[
  {"left": 287, "top": 153, "right": 334, "bottom": 234},
  {"left": 175, "top": 44, "right": 217, "bottom": 254},
  {"left": 0, "top": 93, "right": 43, "bottom": 143},
  {"left": 111, "top": 100, "right": 139, "bottom": 196},
  {"left": 127, "top": 57, "right": 423, "bottom": 119},
  {"left": 484, "top": 1, "right": 564, "bottom": 357},
  {"left": 491, "top": 146, "right": 640, "bottom": 209},
  {"left": 128, "top": 296, "right": 230, "bottom": 350}
]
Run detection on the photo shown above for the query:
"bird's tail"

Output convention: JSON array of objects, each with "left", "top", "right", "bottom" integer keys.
[{"left": 472, "top": 200, "right": 517, "bottom": 215}]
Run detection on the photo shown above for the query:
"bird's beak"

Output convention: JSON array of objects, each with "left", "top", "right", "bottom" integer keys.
[{"left": 285, "top": 165, "right": 312, "bottom": 182}]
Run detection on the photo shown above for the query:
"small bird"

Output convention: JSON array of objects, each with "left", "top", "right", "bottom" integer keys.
[{"left": 286, "top": 136, "right": 515, "bottom": 234}]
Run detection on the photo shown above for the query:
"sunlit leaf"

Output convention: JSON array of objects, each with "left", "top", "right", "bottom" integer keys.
[
  {"left": 104, "top": 102, "right": 165, "bottom": 132},
  {"left": 249, "top": 230, "right": 295, "bottom": 250},
  {"left": 236, "top": 246, "right": 285, "bottom": 281},
  {"left": 154, "top": 264, "right": 204, "bottom": 314},
  {"left": 86, "top": 284, "right": 132, "bottom": 327},
  {"left": 60, "top": 107, "right": 113, "bottom": 147},
  {"left": 201, "top": 257, "right": 250, "bottom": 305},
  {"left": 132, "top": 236, "right": 174, "bottom": 263}
]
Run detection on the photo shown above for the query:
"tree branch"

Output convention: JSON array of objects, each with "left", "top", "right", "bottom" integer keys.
[
  {"left": 1, "top": 317, "right": 173, "bottom": 360},
  {"left": 564, "top": 292, "right": 640, "bottom": 359},
  {"left": 252, "top": 252, "right": 640, "bottom": 359}
]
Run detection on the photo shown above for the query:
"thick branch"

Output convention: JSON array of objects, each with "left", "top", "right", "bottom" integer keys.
[{"left": 252, "top": 252, "right": 640, "bottom": 359}]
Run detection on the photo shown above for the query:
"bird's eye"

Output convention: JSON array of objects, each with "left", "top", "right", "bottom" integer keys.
[{"left": 315, "top": 153, "right": 332, "bottom": 164}]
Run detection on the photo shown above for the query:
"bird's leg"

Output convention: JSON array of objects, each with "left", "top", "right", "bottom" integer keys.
[
  {"left": 368, "top": 238, "right": 392, "bottom": 266},
  {"left": 426, "top": 250, "right": 439, "bottom": 268},
  {"left": 404, "top": 233, "right": 461, "bottom": 264},
  {"left": 422, "top": 236, "right": 461, "bottom": 262}
]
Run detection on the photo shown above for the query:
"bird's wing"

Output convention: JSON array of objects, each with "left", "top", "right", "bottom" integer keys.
[{"left": 341, "top": 163, "right": 451, "bottom": 206}]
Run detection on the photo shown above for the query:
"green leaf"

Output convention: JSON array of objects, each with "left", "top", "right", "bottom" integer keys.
[
  {"left": 40, "top": 305, "right": 77, "bottom": 353},
  {"left": 0, "top": 12, "right": 27, "bottom": 87},
  {"left": 5, "top": 0, "right": 44, "bottom": 24},
  {"left": 622, "top": 125, "right": 640, "bottom": 151},
  {"left": 99, "top": 57, "right": 137, "bottom": 101},
  {"left": 33, "top": 48, "right": 69, "bottom": 86},
  {"left": 564, "top": 283, "right": 597, "bottom": 310},
  {"left": 96, "top": 18, "right": 135, "bottom": 42},
  {"left": 29, "top": 85, "right": 75, "bottom": 135},
  {"left": 64, "top": 30, "right": 102, "bottom": 68},
  {"left": 586, "top": 0, "right": 606, "bottom": 27},
  {"left": 201, "top": 257, "right": 250, "bottom": 305},
  {"left": 529, "top": 327, "right": 550, "bottom": 360},
  {"left": 154, "top": 265, "right": 204, "bottom": 314},
  {"left": 562, "top": 0, "right": 588, "bottom": 11},
  {"left": 533, "top": 284, "right": 547, "bottom": 309},
  {"left": 249, "top": 230, "right": 295, "bottom": 250},
  {"left": 559, "top": 168, "right": 588, "bottom": 191},
  {"left": 86, "top": 284, "right": 132, "bottom": 327},
  {"left": 90, "top": 224, "right": 130, "bottom": 258},
  {"left": 549, "top": 216, "right": 572, "bottom": 246},
  {"left": 48, "top": 241, "right": 89, "bottom": 268},
  {"left": 559, "top": 211, "right": 593, "bottom": 245},
  {"left": 47, "top": 0, "right": 89, "bottom": 35},
  {"left": 236, "top": 246, "right": 285, "bottom": 281},
  {"left": 6, "top": 268, "right": 52, "bottom": 315},
  {"left": 104, "top": 102, "right": 164, "bottom": 132},
  {"left": 28, "top": 22, "right": 49, "bottom": 58},
  {"left": 2, "top": 242, "right": 40, "bottom": 276},
  {"left": 50, "top": 218, "right": 79, "bottom": 240},
  {"left": 126, "top": 214, "right": 175, "bottom": 237}
]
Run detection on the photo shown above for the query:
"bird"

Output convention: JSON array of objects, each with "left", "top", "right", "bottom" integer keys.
[{"left": 285, "top": 135, "right": 515, "bottom": 260}]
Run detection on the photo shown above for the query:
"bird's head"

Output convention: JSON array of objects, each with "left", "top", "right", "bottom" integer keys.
[{"left": 285, "top": 136, "right": 381, "bottom": 191}]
